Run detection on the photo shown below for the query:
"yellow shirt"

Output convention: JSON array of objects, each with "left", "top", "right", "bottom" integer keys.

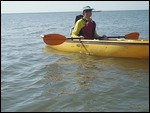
[{"left": 71, "top": 17, "right": 100, "bottom": 38}]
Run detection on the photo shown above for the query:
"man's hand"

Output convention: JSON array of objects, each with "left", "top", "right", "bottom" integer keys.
[
  {"left": 98, "top": 35, "right": 108, "bottom": 40},
  {"left": 102, "top": 35, "right": 108, "bottom": 39},
  {"left": 79, "top": 36, "right": 85, "bottom": 39}
]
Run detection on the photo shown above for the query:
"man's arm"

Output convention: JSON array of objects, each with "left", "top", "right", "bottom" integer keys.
[{"left": 71, "top": 19, "right": 85, "bottom": 38}]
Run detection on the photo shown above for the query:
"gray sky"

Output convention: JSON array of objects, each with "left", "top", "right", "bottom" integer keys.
[{"left": 1, "top": 1, "right": 149, "bottom": 13}]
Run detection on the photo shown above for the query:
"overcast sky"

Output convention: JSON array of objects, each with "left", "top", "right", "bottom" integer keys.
[{"left": 1, "top": 1, "right": 149, "bottom": 13}]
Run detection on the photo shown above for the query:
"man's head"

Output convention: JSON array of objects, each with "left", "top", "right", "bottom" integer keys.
[{"left": 82, "top": 6, "right": 94, "bottom": 18}]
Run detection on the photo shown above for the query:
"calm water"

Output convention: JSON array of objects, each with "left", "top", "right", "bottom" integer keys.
[{"left": 1, "top": 10, "right": 149, "bottom": 112}]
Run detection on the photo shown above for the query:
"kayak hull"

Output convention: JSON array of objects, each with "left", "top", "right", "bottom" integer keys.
[{"left": 44, "top": 39, "right": 149, "bottom": 59}]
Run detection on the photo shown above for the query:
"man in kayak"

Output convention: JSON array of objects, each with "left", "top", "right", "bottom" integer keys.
[{"left": 71, "top": 6, "right": 107, "bottom": 40}]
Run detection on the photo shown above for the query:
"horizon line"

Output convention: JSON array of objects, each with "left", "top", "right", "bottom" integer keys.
[{"left": 1, "top": 9, "right": 149, "bottom": 14}]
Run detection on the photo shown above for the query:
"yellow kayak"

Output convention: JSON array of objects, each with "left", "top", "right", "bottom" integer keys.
[{"left": 44, "top": 39, "right": 149, "bottom": 59}]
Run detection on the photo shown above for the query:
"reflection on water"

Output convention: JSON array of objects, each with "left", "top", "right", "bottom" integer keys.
[
  {"left": 43, "top": 45, "right": 149, "bottom": 70},
  {"left": 1, "top": 45, "right": 149, "bottom": 112},
  {"left": 43, "top": 49, "right": 149, "bottom": 111}
]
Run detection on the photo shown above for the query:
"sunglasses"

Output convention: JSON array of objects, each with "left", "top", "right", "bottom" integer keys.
[{"left": 84, "top": 10, "right": 92, "bottom": 12}]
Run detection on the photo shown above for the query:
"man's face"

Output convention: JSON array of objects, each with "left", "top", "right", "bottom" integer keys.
[{"left": 84, "top": 10, "right": 92, "bottom": 18}]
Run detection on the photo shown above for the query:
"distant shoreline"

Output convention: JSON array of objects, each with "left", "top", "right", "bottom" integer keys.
[
  {"left": 1, "top": 9, "right": 148, "bottom": 14},
  {"left": 93, "top": 10, "right": 102, "bottom": 12}
]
